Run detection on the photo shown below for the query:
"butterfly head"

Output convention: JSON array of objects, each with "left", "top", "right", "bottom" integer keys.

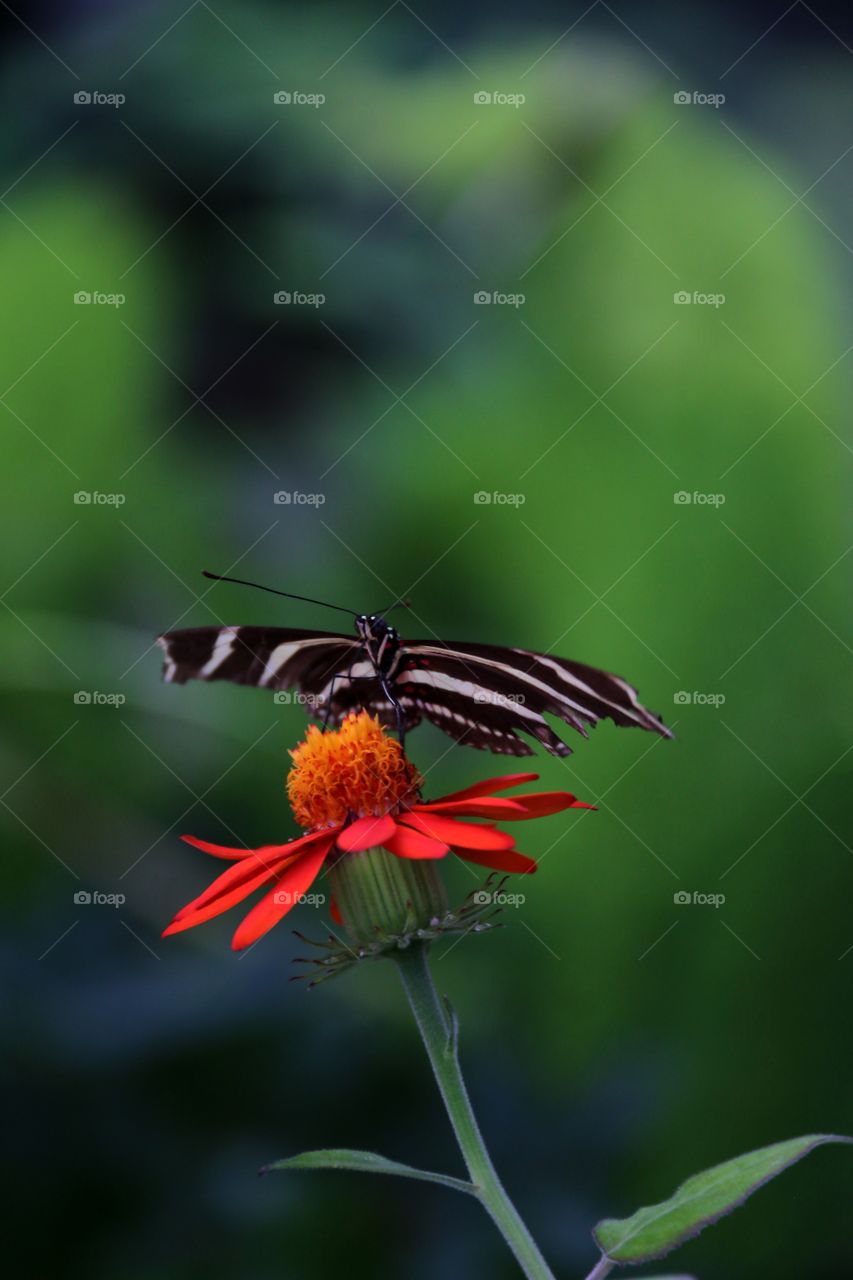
[
  {"left": 355, "top": 614, "right": 401, "bottom": 675},
  {"left": 356, "top": 613, "right": 390, "bottom": 642}
]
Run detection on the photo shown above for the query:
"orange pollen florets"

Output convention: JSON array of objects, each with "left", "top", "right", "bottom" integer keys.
[{"left": 287, "top": 710, "right": 422, "bottom": 830}]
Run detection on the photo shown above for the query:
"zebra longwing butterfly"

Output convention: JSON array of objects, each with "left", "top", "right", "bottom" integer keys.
[{"left": 156, "top": 573, "right": 672, "bottom": 758}]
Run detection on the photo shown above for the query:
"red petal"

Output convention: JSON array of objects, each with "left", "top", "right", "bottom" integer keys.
[
  {"left": 418, "top": 797, "right": 527, "bottom": 819},
  {"left": 336, "top": 813, "right": 397, "bottom": 852},
  {"left": 180, "top": 828, "right": 327, "bottom": 861},
  {"left": 329, "top": 898, "right": 343, "bottom": 926},
  {"left": 477, "top": 791, "right": 594, "bottom": 820},
  {"left": 163, "top": 869, "right": 280, "bottom": 935},
  {"left": 168, "top": 855, "right": 294, "bottom": 928},
  {"left": 454, "top": 846, "right": 538, "bottom": 875},
  {"left": 231, "top": 839, "right": 331, "bottom": 951},
  {"left": 163, "top": 848, "right": 308, "bottom": 936},
  {"left": 385, "top": 824, "right": 449, "bottom": 860},
  {"left": 427, "top": 772, "right": 539, "bottom": 804},
  {"left": 401, "top": 812, "right": 515, "bottom": 851},
  {"left": 178, "top": 836, "right": 248, "bottom": 862},
  {"left": 173, "top": 828, "right": 332, "bottom": 922}
]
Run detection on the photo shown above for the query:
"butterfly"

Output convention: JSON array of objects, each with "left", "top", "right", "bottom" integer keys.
[{"left": 156, "top": 572, "right": 672, "bottom": 758}]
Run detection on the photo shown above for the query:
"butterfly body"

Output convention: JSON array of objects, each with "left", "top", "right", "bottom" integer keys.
[
  {"left": 355, "top": 614, "right": 402, "bottom": 679},
  {"left": 157, "top": 610, "right": 672, "bottom": 759}
]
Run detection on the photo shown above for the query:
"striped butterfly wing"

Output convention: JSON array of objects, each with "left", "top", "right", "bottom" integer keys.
[
  {"left": 392, "top": 641, "right": 672, "bottom": 757},
  {"left": 156, "top": 626, "right": 361, "bottom": 706},
  {"left": 156, "top": 627, "right": 426, "bottom": 732},
  {"left": 156, "top": 627, "right": 671, "bottom": 758}
]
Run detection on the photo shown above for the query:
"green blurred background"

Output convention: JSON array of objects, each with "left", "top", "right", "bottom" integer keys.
[{"left": 3, "top": 3, "right": 851, "bottom": 1277}]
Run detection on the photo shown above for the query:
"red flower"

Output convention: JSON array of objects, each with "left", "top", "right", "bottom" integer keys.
[{"left": 163, "top": 711, "right": 592, "bottom": 951}]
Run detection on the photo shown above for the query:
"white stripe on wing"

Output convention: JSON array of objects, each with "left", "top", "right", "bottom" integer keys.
[
  {"left": 408, "top": 646, "right": 588, "bottom": 721},
  {"left": 512, "top": 650, "right": 650, "bottom": 726},
  {"left": 199, "top": 627, "right": 240, "bottom": 678},
  {"left": 259, "top": 636, "right": 353, "bottom": 688},
  {"left": 402, "top": 668, "right": 543, "bottom": 724}
]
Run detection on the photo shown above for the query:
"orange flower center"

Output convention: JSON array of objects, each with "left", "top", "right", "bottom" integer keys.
[{"left": 287, "top": 710, "right": 422, "bottom": 830}]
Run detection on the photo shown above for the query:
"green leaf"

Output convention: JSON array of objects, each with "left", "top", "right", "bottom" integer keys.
[
  {"left": 594, "top": 1134, "right": 851, "bottom": 1265},
  {"left": 261, "top": 1148, "right": 477, "bottom": 1195}
]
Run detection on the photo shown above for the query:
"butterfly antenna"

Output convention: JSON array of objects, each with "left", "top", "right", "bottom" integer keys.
[
  {"left": 374, "top": 597, "right": 412, "bottom": 616},
  {"left": 202, "top": 571, "right": 358, "bottom": 617}
]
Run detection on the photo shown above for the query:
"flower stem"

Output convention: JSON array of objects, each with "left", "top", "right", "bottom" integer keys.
[
  {"left": 582, "top": 1259, "right": 613, "bottom": 1280},
  {"left": 393, "top": 942, "right": 557, "bottom": 1280}
]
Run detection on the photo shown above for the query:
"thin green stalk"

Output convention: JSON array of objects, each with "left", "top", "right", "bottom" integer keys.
[
  {"left": 394, "top": 942, "right": 557, "bottom": 1280},
  {"left": 582, "top": 1259, "right": 613, "bottom": 1280}
]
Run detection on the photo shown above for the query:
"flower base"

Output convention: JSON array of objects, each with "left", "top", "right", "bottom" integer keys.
[
  {"left": 328, "top": 844, "right": 448, "bottom": 944},
  {"left": 292, "top": 874, "right": 507, "bottom": 987}
]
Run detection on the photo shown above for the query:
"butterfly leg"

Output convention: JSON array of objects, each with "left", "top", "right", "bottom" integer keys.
[
  {"left": 318, "top": 650, "right": 358, "bottom": 732},
  {"left": 321, "top": 647, "right": 371, "bottom": 731},
  {"left": 379, "top": 674, "right": 406, "bottom": 751},
  {"left": 320, "top": 675, "right": 339, "bottom": 732}
]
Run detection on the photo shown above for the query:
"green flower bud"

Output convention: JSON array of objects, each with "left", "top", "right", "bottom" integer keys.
[{"left": 328, "top": 845, "right": 448, "bottom": 945}]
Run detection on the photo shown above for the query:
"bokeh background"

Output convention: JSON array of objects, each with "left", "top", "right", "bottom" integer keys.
[{"left": 3, "top": 2, "right": 852, "bottom": 1277}]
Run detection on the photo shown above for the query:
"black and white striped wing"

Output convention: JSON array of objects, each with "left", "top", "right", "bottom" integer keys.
[
  {"left": 393, "top": 641, "right": 672, "bottom": 757},
  {"left": 156, "top": 626, "right": 360, "bottom": 708}
]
